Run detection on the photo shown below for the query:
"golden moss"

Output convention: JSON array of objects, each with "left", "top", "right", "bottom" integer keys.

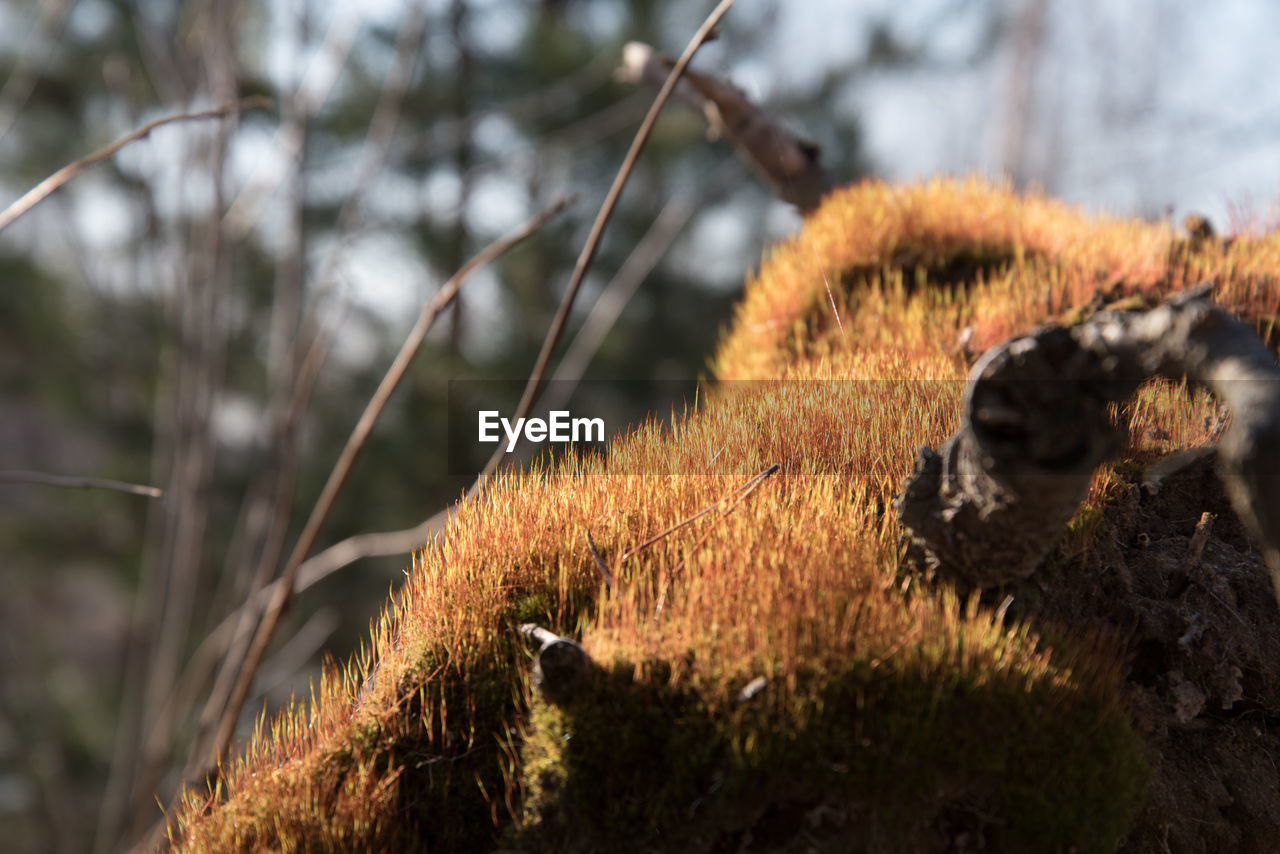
[{"left": 169, "top": 178, "right": 1280, "bottom": 852}]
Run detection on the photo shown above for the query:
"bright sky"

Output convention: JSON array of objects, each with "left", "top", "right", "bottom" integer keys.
[{"left": 776, "top": 0, "right": 1280, "bottom": 229}]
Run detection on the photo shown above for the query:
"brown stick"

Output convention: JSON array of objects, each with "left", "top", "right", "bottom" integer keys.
[
  {"left": 205, "top": 195, "right": 573, "bottom": 773},
  {"left": 0, "top": 96, "right": 272, "bottom": 234},
  {"left": 474, "top": 0, "right": 738, "bottom": 489},
  {"left": 0, "top": 470, "right": 163, "bottom": 498}
]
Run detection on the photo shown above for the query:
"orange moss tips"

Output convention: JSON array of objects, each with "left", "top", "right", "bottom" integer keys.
[
  {"left": 179, "top": 177, "right": 1280, "bottom": 851},
  {"left": 713, "top": 177, "right": 1199, "bottom": 382}
]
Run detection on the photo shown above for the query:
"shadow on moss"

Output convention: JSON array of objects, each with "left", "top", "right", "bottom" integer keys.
[{"left": 518, "top": 648, "right": 1146, "bottom": 853}]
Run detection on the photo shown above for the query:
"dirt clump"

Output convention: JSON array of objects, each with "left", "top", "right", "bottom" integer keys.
[{"left": 1022, "top": 453, "right": 1280, "bottom": 853}]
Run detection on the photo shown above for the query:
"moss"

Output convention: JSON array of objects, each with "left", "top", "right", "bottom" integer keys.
[
  {"left": 519, "top": 646, "right": 1145, "bottom": 853},
  {"left": 172, "top": 178, "right": 1280, "bottom": 851}
]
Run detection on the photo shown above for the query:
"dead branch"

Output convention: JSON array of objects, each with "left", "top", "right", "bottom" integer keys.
[
  {"left": 518, "top": 624, "right": 589, "bottom": 705},
  {"left": 895, "top": 284, "right": 1280, "bottom": 607},
  {"left": 0, "top": 96, "right": 271, "bottom": 234},
  {"left": 651, "top": 463, "right": 779, "bottom": 621},
  {"left": 475, "top": 0, "right": 738, "bottom": 490},
  {"left": 0, "top": 470, "right": 162, "bottom": 498},
  {"left": 616, "top": 41, "right": 833, "bottom": 213},
  {"left": 204, "top": 194, "right": 572, "bottom": 774}
]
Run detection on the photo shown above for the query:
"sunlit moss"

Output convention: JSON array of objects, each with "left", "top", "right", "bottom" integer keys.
[{"left": 170, "top": 178, "right": 1280, "bottom": 851}]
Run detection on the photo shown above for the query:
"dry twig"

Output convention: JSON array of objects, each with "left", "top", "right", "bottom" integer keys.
[
  {"left": 0, "top": 96, "right": 271, "bottom": 234},
  {"left": 648, "top": 463, "right": 779, "bottom": 620},
  {"left": 624, "top": 463, "right": 778, "bottom": 561},
  {"left": 587, "top": 530, "right": 613, "bottom": 588},
  {"left": 0, "top": 470, "right": 162, "bottom": 498}
]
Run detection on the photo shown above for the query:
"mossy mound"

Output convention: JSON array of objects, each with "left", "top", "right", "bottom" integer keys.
[
  {"left": 520, "top": 603, "right": 1143, "bottom": 853},
  {"left": 169, "top": 178, "right": 1280, "bottom": 852}
]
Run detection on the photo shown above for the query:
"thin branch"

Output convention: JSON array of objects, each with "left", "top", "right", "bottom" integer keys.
[
  {"left": 474, "top": 0, "right": 738, "bottom": 489},
  {"left": 0, "top": 96, "right": 272, "bottom": 234},
  {"left": 0, "top": 470, "right": 162, "bottom": 498},
  {"left": 543, "top": 158, "right": 742, "bottom": 412},
  {"left": 204, "top": 194, "right": 573, "bottom": 774},
  {"left": 651, "top": 463, "right": 779, "bottom": 621},
  {"left": 252, "top": 607, "right": 340, "bottom": 696},
  {"left": 623, "top": 463, "right": 778, "bottom": 561},
  {"left": 545, "top": 195, "right": 697, "bottom": 393}
]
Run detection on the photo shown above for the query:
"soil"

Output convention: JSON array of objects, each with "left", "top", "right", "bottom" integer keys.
[{"left": 1017, "top": 452, "right": 1280, "bottom": 854}]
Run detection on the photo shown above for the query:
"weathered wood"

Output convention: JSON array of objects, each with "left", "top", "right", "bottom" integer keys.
[{"left": 895, "top": 284, "right": 1280, "bottom": 606}]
